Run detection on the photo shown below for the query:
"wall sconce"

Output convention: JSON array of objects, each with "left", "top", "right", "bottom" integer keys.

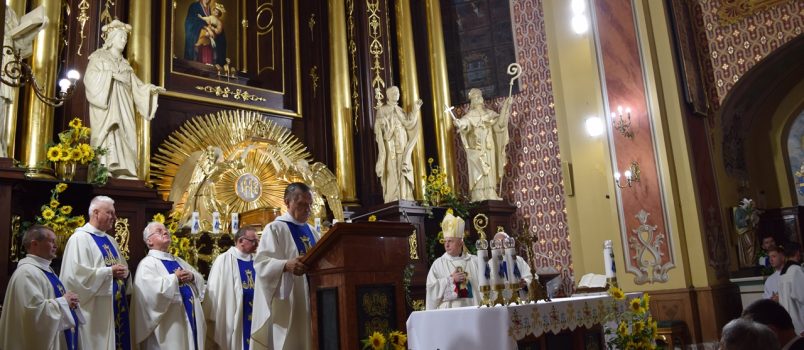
[
  {"left": 611, "top": 106, "right": 634, "bottom": 139},
  {"left": 1, "top": 46, "right": 80, "bottom": 107},
  {"left": 614, "top": 161, "right": 640, "bottom": 189}
]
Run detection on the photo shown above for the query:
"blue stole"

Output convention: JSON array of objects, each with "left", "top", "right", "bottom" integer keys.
[
  {"left": 237, "top": 259, "right": 255, "bottom": 350},
  {"left": 159, "top": 259, "right": 199, "bottom": 350},
  {"left": 280, "top": 220, "right": 317, "bottom": 254},
  {"left": 39, "top": 268, "right": 79, "bottom": 350},
  {"left": 89, "top": 234, "right": 130, "bottom": 350}
]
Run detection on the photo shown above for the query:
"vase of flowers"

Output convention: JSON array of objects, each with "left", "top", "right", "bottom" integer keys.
[
  {"left": 47, "top": 118, "right": 96, "bottom": 182},
  {"left": 604, "top": 286, "right": 658, "bottom": 350},
  {"left": 422, "top": 158, "right": 473, "bottom": 219},
  {"left": 35, "top": 183, "right": 86, "bottom": 255}
]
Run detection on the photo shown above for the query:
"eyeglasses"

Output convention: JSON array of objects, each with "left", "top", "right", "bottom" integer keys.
[{"left": 241, "top": 237, "right": 259, "bottom": 244}]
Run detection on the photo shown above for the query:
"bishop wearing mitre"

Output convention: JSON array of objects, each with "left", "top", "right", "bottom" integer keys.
[{"left": 425, "top": 210, "right": 483, "bottom": 309}]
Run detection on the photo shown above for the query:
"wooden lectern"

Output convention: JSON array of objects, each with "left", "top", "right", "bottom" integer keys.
[{"left": 301, "top": 222, "right": 415, "bottom": 350}]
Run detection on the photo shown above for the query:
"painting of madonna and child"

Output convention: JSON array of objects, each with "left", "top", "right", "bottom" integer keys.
[{"left": 171, "top": 0, "right": 241, "bottom": 78}]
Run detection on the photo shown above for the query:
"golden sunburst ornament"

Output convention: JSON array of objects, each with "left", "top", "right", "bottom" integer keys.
[{"left": 151, "top": 109, "right": 312, "bottom": 228}]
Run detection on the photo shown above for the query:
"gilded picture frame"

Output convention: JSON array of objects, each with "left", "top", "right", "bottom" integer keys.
[{"left": 160, "top": 0, "right": 301, "bottom": 117}]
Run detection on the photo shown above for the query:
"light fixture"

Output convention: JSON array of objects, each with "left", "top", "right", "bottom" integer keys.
[
  {"left": 611, "top": 105, "right": 634, "bottom": 139},
  {"left": 570, "top": 0, "right": 589, "bottom": 34},
  {"left": 614, "top": 161, "right": 640, "bottom": 189},
  {"left": 1, "top": 46, "right": 80, "bottom": 107},
  {"left": 585, "top": 116, "right": 604, "bottom": 136}
]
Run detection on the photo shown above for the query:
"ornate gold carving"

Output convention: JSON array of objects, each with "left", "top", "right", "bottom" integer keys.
[
  {"left": 366, "top": 0, "right": 386, "bottom": 106},
  {"left": 718, "top": 0, "right": 788, "bottom": 24},
  {"left": 114, "top": 218, "right": 130, "bottom": 260},
  {"left": 309, "top": 66, "right": 319, "bottom": 98},
  {"left": 308, "top": 13, "right": 316, "bottom": 41},
  {"left": 99, "top": 0, "right": 115, "bottom": 30},
  {"left": 194, "top": 85, "right": 267, "bottom": 102},
  {"left": 628, "top": 210, "right": 671, "bottom": 284},
  {"left": 346, "top": 0, "right": 361, "bottom": 130},
  {"left": 361, "top": 290, "right": 391, "bottom": 334},
  {"left": 235, "top": 173, "right": 263, "bottom": 202},
  {"left": 256, "top": 3, "right": 276, "bottom": 74},
  {"left": 151, "top": 110, "right": 317, "bottom": 226},
  {"left": 10, "top": 215, "right": 21, "bottom": 262},
  {"left": 408, "top": 229, "right": 419, "bottom": 260},
  {"left": 241, "top": 18, "right": 248, "bottom": 73},
  {"left": 76, "top": 0, "right": 90, "bottom": 55},
  {"left": 473, "top": 213, "right": 488, "bottom": 240}
]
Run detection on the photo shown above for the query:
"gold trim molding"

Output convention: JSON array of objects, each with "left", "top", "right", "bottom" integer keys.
[
  {"left": 195, "top": 85, "right": 268, "bottom": 102},
  {"left": 114, "top": 218, "right": 131, "bottom": 260},
  {"left": 366, "top": 0, "right": 386, "bottom": 107},
  {"left": 309, "top": 66, "right": 319, "bottom": 98}
]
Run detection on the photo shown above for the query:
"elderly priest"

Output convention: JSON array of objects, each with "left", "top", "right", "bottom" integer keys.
[
  {"left": 426, "top": 210, "right": 483, "bottom": 309},
  {"left": 133, "top": 222, "right": 206, "bottom": 349},
  {"left": 204, "top": 225, "right": 260, "bottom": 350},
  {"left": 0, "top": 225, "right": 84, "bottom": 349},
  {"left": 251, "top": 182, "right": 321, "bottom": 350}
]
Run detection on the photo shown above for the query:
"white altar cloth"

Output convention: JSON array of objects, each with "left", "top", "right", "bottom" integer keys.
[{"left": 407, "top": 293, "right": 626, "bottom": 350}]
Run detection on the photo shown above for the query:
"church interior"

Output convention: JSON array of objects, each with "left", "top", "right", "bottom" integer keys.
[{"left": 0, "top": 0, "right": 802, "bottom": 348}]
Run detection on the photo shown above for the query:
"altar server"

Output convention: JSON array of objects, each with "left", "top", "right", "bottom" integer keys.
[
  {"left": 61, "top": 195, "right": 132, "bottom": 349},
  {"left": 204, "top": 225, "right": 259, "bottom": 349},
  {"left": 0, "top": 225, "right": 84, "bottom": 349},
  {"left": 252, "top": 182, "right": 321, "bottom": 350},
  {"left": 133, "top": 222, "right": 206, "bottom": 349},
  {"left": 426, "top": 211, "right": 483, "bottom": 309}
]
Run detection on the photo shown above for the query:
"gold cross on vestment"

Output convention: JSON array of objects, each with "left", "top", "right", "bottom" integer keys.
[{"left": 300, "top": 236, "right": 312, "bottom": 252}]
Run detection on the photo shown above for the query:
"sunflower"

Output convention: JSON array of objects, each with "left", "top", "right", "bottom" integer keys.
[
  {"left": 153, "top": 213, "right": 166, "bottom": 223},
  {"left": 68, "top": 118, "right": 82, "bottom": 129},
  {"left": 368, "top": 215, "right": 377, "bottom": 222},
  {"left": 59, "top": 147, "right": 72, "bottom": 161},
  {"left": 70, "top": 148, "right": 84, "bottom": 163},
  {"left": 168, "top": 222, "right": 179, "bottom": 233},
  {"left": 49, "top": 199, "right": 60, "bottom": 208},
  {"left": 629, "top": 298, "right": 645, "bottom": 314},
  {"left": 42, "top": 208, "right": 56, "bottom": 220},
  {"left": 54, "top": 215, "right": 66, "bottom": 224},
  {"left": 47, "top": 146, "right": 62, "bottom": 162},
  {"left": 60, "top": 205, "right": 73, "bottom": 215},
  {"left": 366, "top": 332, "right": 385, "bottom": 350},
  {"left": 632, "top": 320, "right": 644, "bottom": 333},
  {"left": 180, "top": 237, "right": 191, "bottom": 250},
  {"left": 617, "top": 320, "right": 628, "bottom": 336},
  {"left": 80, "top": 127, "right": 91, "bottom": 139},
  {"left": 642, "top": 293, "right": 650, "bottom": 309},
  {"left": 55, "top": 183, "right": 68, "bottom": 193},
  {"left": 608, "top": 286, "right": 625, "bottom": 300},
  {"left": 440, "top": 186, "right": 451, "bottom": 195},
  {"left": 73, "top": 216, "right": 86, "bottom": 227},
  {"left": 388, "top": 331, "right": 406, "bottom": 347}
]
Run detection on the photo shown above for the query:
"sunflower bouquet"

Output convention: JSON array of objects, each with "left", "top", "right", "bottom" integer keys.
[
  {"left": 152, "top": 211, "right": 194, "bottom": 263},
  {"left": 422, "top": 158, "right": 473, "bottom": 219},
  {"left": 604, "top": 286, "right": 658, "bottom": 350},
  {"left": 361, "top": 330, "right": 407, "bottom": 350},
  {"left": 34, "top": 183, "right": 86, "bottom": 254},
  {"left": 46, "top": 118, "right": 105, "bottom": 182}
]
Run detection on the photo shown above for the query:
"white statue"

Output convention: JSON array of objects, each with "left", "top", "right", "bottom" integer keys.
[
  {"left": 374, "top": 86, "right": 422, "bottom": 202},
  {"left": 85, "top": 20, "right": 164, "bottom": 179},
  {"left": 449, "top": 88, "right": 512, "bottom": 202},
  {"left": 0, "top": 6, "right": 47, "bottom": 158}
]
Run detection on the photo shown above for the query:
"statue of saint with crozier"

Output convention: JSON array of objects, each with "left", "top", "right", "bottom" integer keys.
[
  {"left": 0, "top": 6, "right": 47, "bottom": 158},
  {"left": 374, "top": 86, "right": 423, "bottom": 202},
  {"left": 734, "top": 198, "right": 761, "bottom": 268},
  {"left": 448, "top": 88, "right": 512, "bottom": 202},
  {"left": 85, "top": 20, "right": 165, "bottom": 179}
]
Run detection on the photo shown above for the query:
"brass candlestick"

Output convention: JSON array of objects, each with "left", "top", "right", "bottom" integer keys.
[
  {"left": 479, "top": 285, "right": 492, "bottom": 307},
  {"left": 493, "top": 283, "right": 507, "bottom": 306},
  {"left": 508, "top": 282, "right": 522, "bottom": 305}
]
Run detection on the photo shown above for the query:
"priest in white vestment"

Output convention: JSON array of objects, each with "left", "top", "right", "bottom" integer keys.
[
  {"left": 133, "top": 222, "right": 206, "bottom": 349},
  {"left": 60, "top": 196, "right": 133, "bottom": 349},
  {"left": 204, "top": 225, "right": 259, "bottom": 350},
  {"left": 778, "top": 258, "right": 804, "bottom": 335},
  {"left": 0, "top": 225, "right": 83, "bottom": 349},
  {"left": 426, "top": 211, "right": 483, "bottom": 309},
  {"left": 252, "top": 182, "right": 321, "bottom": 350}
]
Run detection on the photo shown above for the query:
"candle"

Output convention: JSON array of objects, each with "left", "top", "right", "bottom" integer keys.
[
  {"left": 191, "top": 212, "right": 200, "bottom": 234},
  {"left": 230, "top": 213, "right": 239, "bottom": 233},
  {"left": 505, "top": 247, "right": 516, "bottom": 284},
  {"left": 212, "top": 212, "right": 221, "bottom": 233},
  {"left": 476, "top": 248, "right": 489, "bottom": 286},
  {"left": 604, "top": 240, "right": 615, "bottom": 278},
  {"left": 490, "top": 248, "right": 502, "bottom": 286}
]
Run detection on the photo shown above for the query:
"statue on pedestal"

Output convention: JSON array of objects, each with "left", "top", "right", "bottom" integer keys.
[
  {"left": 374, "top": 86, "right": 422, "bottom": 203},
  {"left": 734, "top": 198, "right": 760, "bottom": 268},
  {"left": 448, "top": 88, "right": 512, "bottom": 202},
  {"left": 1, "top": 6, "right": 48, "bottom": 158},
  {"left": 85, "top": 20, "right": 165, "bottom": 179}
]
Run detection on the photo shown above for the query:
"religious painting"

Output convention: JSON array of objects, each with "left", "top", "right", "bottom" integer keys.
[
  {"left": 442, "top": 0, "right": 519, "bottom": 105},
  {"left": 162, "top": 0, "right": 300, "bottom": 116},
  {"left": 666, "top": 0, "right": 708, "bottom": 117}
]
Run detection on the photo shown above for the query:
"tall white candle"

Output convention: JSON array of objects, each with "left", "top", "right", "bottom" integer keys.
[
  {"left": 604, "top": 240, "right": 615, "bottom": 278},
  {"left": 231, "top": 213, "right": 239, "bottom": 233},
  {"left": 476, "top": 248, "right": 489, "bottom": 286},
  {"left": 505, "top": 248, "right": 516, "bottom": 284},
  {"left": 490, "top": 248, "right": 502, "bottom": 285}
]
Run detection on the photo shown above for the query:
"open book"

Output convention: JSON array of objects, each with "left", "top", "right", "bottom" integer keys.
[{"left": 577, "top": 273, "right": 607, "bottom": 288}]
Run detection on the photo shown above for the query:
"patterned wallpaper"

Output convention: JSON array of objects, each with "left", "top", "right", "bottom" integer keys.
[
  {"left": 450, "top": 0, "right": 572, "bottom": 290},
  {"left": 696, "top": 0, "right": 803, "bottom": 105}
]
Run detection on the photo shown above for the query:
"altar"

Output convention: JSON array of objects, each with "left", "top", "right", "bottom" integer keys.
[{"left": 407, "top": 293, "right": 627, "bottom": 350}]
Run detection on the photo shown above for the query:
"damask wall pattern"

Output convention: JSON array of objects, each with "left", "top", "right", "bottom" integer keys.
[
  {"left": 450, "top": 0, "right": 572, "bottom": 290},
  {"left": 696, "top": 0, "right": 803, "bottom": 105}
]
